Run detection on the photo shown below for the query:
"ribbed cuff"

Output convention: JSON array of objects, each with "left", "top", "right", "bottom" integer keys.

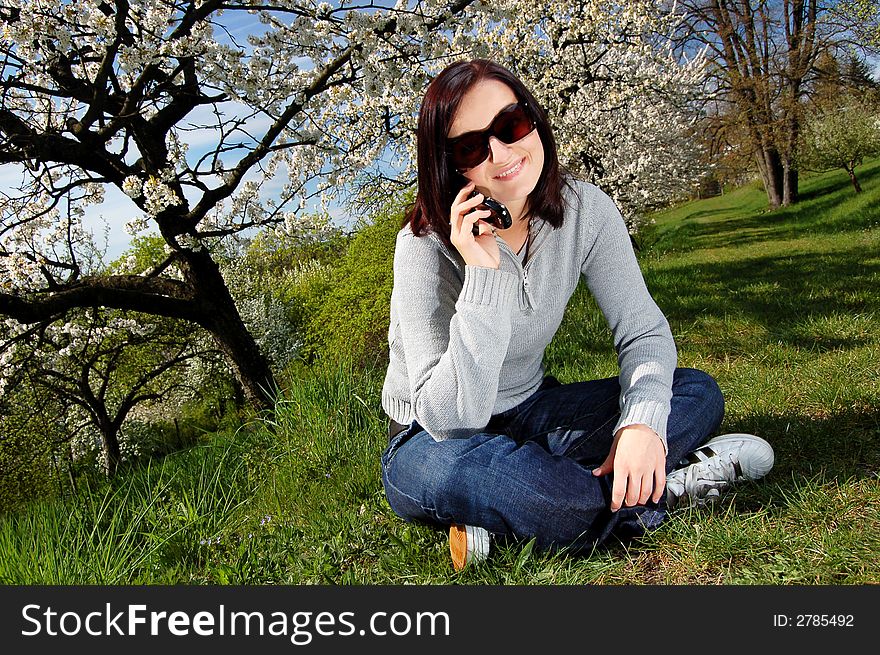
[
  {"left": 381, "top": 393, "right": 413, "bottom": 427},
  {"left": 614, "top": 398, "right": 670, "bottom": 454},
  {"left": 459, "top": 265, "right": 518, "bottom": 308}
]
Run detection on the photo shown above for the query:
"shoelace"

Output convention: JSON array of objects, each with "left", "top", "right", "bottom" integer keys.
[{"left": 682, "top": 453, "right": 740, "bottom": 498}]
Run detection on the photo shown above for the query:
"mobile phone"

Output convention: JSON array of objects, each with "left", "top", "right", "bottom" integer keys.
[{"left": 469, "top": 190, "right": 512, "bottom": 235}]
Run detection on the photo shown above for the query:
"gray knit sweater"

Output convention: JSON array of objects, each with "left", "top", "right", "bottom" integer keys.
[{"left": 381, "top": 179, "right": 677, "bottom": 451}]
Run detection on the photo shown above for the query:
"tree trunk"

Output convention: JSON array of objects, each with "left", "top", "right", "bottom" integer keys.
[
  {"left": 100, "top": 422, "right": 122, "bottom": 478},
  {"left": 755, "top": 147, "right": 785, "bottom": 208},
  {"left": 781, "top": 77, "right": 802, "bottom": 207},
  {"left": 846, "top": 167, "right": 862, "bottom": 193},
  {"left": 783, "top": 164, "right": 799, "bottom": 206},
  {"left": 204, "top": 311, "right": 277, "bottom": 412},
  {"left": 180, "top": 249, "right": 277, "bottom": 412}
]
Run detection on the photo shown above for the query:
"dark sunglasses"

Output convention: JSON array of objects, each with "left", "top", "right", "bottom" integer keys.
[{"left": 447, "top": 102, "right": 537, "bottom": 171}]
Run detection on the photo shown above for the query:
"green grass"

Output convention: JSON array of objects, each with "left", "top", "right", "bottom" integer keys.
[{"left": 2, "top": 161, "right": 879, "bottom": 584}]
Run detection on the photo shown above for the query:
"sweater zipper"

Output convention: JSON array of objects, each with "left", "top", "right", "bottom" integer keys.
[{"left": 495, "top": 236, "right": 535, "bottom": 311}]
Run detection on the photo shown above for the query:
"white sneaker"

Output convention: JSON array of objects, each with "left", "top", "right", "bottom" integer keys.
[
  {"left": 449, "top": 524, "right": 490, "bottom": 571},
  {"left": 666, "top": 433, "right": 774, "bottom": 508}
]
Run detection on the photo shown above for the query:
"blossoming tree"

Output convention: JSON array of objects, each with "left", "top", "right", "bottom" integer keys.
[
  {"left": 347, "top": 1, "right": 709, "bottom": 225},
  {"left": 1, "top": 307, "right": 216, "bottom": 475},
  {"left": 0, "top": 0, "right": 483, "bottom": 409},
  {"left": 1, "top": 0, "right": 708, "bottom": 416},
  {"left": 800, "top": 98, "right": 880, "bottom": 193}
]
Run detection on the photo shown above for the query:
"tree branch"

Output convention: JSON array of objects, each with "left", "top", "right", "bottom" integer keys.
[{"left": 0, "top": 275, "right": 199, "bottom": 324}]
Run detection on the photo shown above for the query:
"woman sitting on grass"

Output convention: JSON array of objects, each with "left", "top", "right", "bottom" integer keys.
[{"left": 380, "top": 59, "right": 774, "bottom": 570}]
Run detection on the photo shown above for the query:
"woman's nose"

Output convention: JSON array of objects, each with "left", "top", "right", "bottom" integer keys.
[{"left": 488, "top": 136, "right": 513, "bottom": 163}]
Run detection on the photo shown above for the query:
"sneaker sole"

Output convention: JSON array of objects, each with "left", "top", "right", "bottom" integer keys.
[{"left": 449, "top": 524, "right": 489, "bottom": 571}]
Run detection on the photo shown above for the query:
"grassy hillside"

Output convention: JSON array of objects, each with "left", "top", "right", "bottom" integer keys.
[{"left": 1, "top": 161, "right": 878, "bottom": 584}]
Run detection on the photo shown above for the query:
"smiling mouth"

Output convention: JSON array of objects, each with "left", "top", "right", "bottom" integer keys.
[{"left": 494, "top": 158, "right": 524, "bottom": 180}]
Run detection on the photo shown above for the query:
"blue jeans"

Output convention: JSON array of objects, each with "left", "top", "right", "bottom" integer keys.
[{"left": 381, "top": 368, "right": 724, "bottom": 554}]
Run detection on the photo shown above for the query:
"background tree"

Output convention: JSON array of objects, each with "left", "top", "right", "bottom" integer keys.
[
  {"left": 0, "top": 306, "right": 217, "bottom": 476},
  {"left": 350, "top": 0, "right": 711, "bottom": 228},
  {"left": 0, "top": 380, "right": 65, "bottom": 511},
  {"left": 836, "top": 0, "right": 880, "bottom": 46},
  {"left": 811, "top": 49, "right": 880, "bottom": 109},
  {"left": 800, "top": 97, "right": 880, "bottom": 191},
  {"left": 674, "top": 0, "right": 850, "bottom": 208},
  {"left": 500, "top": 0, "right": 710, "bottom": 222}
]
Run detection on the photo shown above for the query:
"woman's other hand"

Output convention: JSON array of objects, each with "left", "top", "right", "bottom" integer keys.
[
  {"left": 591, "top": 424, "right": 667, "bottom": 512},
  {"left": 450, "top": 182, "right": 501, "bottom": 269}
]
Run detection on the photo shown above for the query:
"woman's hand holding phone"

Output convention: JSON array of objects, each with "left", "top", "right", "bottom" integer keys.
[{"left": 450, "top": 182, "right": 501, "bottom": 269}]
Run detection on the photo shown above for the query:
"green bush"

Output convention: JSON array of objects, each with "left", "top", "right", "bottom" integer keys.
[
  {"left": 219, "top": 227, "right": 345, "bottom": 372},
  {"left": 0, "top": 386, "right": 65, "bottom": 513},
  {"left": 275, "top": 258, "right": 336, "bottom": 345},
  {"left": 299, "top": 208, "right": 404, "bottom": 367}
]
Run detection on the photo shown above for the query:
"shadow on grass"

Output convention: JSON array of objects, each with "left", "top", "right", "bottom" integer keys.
[
  {"left": 646, "top": 244, "right": 879, "bottom": 353},
  {"left": 733, "top": 407, "right": 880, "bottom": 488},
  {"left": 682, "top": 197, "right": 875, "bottom": 253}
]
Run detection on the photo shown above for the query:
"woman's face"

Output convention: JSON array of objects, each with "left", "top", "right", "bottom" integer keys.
[{"left": 447, "top": 79, "right": 544, "bottom": 213}]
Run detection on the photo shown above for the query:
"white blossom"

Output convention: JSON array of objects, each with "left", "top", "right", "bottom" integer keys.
[
  {"left": 124, "top": 215, "right": 150, "bottom": 236},
  {"left": 142, "top": 177, "right": 183, "bottom": 216},
  {"left": 122, "top": 176, "right": 144, "bottom": 198}
]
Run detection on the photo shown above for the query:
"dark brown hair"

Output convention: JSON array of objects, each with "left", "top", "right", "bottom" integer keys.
[{"left": 404, "top": 59, "right": 569, "bottom": 246}]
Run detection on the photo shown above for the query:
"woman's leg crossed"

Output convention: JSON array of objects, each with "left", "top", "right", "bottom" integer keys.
[
  {"left": 380, "top": 368, "right": 725, "bottom": 554},
  {"left": 381, "top": 426, "right": 615, "bottom": 553}
]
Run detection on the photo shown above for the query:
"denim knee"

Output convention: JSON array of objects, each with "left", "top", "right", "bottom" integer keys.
[
  {"left": 673, "top": 367, "right": 725, "bottom": 431},
  {"left": 381, "top": 429, "right": 501, "bottom": 526}
]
